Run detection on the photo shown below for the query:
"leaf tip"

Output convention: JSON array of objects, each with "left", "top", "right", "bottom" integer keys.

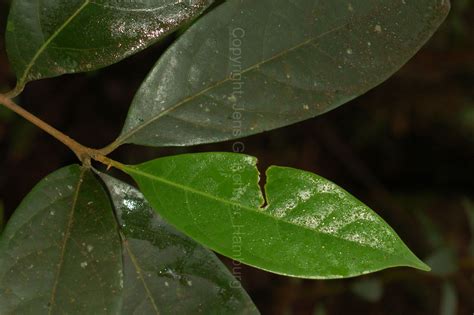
[
  {"left": 403, "top": 252, "right": 432, "bottom": 272},
  {"left": 413, "top": 259, "right": 432, "bottom": 272}
]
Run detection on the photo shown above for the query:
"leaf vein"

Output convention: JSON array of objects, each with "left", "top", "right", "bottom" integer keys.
[
  {"left": 20, "top": 0, "right": 90, "bottom": 84},
  {"left": 47, "top": 167, "right": 86, "bottom": 314},
  {"left": 126, "top": 166, "right": 395, "bottom": 254},
  {"left": 116, "top": 22, "right": 350, "bottom": 145},
  {"left": 123, "top": 240, "right": 160, "bottom": 315}
]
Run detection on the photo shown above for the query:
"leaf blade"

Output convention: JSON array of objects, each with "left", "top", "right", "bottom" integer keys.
[
  {"left": 99, "top": 172, "right": 259, "bottom": 315},
  {"left": 6, "top": 0, "right": 213, "bottom": 86},
  {"left": 123, "top": 153, "right": 429, "bottom": 279},
  {"left": 0, "top": 165, "right": 122, "bottom": 314},
  {"left": 117, "top": 0, "right": 450, "bottom": 147}
]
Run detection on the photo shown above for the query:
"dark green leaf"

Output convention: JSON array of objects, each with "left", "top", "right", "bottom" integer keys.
[
  {"left": 116, "top": 0, "right": 450, "bottom": 148},
  {"left": 122, "top": 153, "right": 429, "bottom": 279},
  {"left": 6, "top": 0, "right": 213, "bottom": 87},
  {"left": 0, "top": 165, "right": 122, "bottom": 314},
  {"left": 99, "top": 173, "right": 259, "bottom": 315}
]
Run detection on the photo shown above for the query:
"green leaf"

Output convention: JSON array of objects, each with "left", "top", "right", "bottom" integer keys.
[
  {"left": 115, "top": 0, "right": 450, "bottom": 148},
  {"left": 121, "top": 152, "right": 430, "bottom": 279},
  {"left": 6, "top": 0, "right": 213, "bottom": 88},
  {"left": 0, "top": 165, "right": 122, "bottom": 314},
  {"left": 99, "top": 173, "right": 259, "bottom": 315}
]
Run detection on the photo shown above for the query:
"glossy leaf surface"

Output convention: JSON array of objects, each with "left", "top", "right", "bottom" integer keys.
[
  {"left": 0, "top": 165, "right": 122, "bottom": 314},
  {"left": 123, "top": 153, "right": 430, "bottom": 279},
  {"left": 117, "top": 0, "right": 450, "bottom": 147},
  {"left": 100, "top": 173, "right": 259, "bottom": 315},
  {"left": 6, "top": 0, "right": 213, "bottom": 87}
]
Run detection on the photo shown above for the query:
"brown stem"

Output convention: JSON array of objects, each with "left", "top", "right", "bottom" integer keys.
[
  {"left": 90, "top": 153, "right": 126, "bottom": 170},
  {"left": 0, "top": 93, "right": 94, "bottom": 162},
  {"left": 97, "top": 141, "right": 120, "bottom": 156},
  {"left": 4, "top": 84, "right": 25, "bottom": 99},
  {"left": 0, "top": 93, "right": 128, "bottom": 171}
]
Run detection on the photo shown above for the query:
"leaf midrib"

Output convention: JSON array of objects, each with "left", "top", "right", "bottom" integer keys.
[
  {"left": 125, "top": 165, "right": 396, "bottom": 254},
  {"left": 48, "top": 167, "right": 86, "bottom": 314},
  {"left": 116, "top": 0, "right": 431, "bottom": 147},
  {"left": 19, "top": 0, "right": 90, "bottom": 85},
  {"left": 116, "top": 22, "right": 349, "bottom": 145},
  {"left": 123, "top": 238, "right": 160, "bottom": 315}
]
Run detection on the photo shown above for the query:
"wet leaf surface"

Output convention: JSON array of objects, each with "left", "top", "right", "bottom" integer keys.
[
  {"left": 0, "top": 165, "right": 122, "bottom": 314},
  {"left": 123, "top": 153, "right": 430, "bottom": 279},
  {"left": 6, "top": 0, "right": 213, "bottom": 87},
  {"left": 117, "top": 0, "right": 449, "bottom": 147},
  {"left": 100, "top": 172, "right": 259, "bottom": 315}
]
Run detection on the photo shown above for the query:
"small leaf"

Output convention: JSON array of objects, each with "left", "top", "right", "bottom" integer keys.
[
  {"left": 6, "top": 0, "right": 213, "bottom": 87},
  {"left": 121, "top": 153, "right": 429, "bottom": 279},
  {"left": 115, "top": 0, "right": 450, "bottom": 148},
  {"left": 99, "top": 173, "right": 259, "bottom": 315},
  {"left": 0, "top": 165, "right": 122, "bottom": 314}
]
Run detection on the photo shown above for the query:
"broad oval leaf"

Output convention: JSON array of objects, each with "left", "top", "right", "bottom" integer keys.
[
  {"left": 122, "top": 153, "right": 430, "bottom": 279},
  {"left": 6, "top": 0, "right": 213, "bottom": 87},
  {"left": 99, "top": 173, "right": 259, "bottom": 315},
  {"left": 0, "top": 165, "right": 122, "bottom": 314},
  {"left": 115, "top": 0, "right": 450, "bottom": 148}
]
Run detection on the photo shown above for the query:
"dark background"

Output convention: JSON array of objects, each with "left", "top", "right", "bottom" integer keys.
[{"left": 1, "top": 0, "right": 473, "bottom": 314}]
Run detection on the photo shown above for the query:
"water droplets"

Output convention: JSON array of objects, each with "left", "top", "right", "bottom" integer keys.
[
  {"left": 292, "top": 215, "right": 321, "bottom": 229},
  {"left": 123, "top": 198, "right": 139, "bottom": 210},
  {"left": 243, "top": 155, "right": 255, "bottom": 165},
  {"left": 118, "top": 270, "right": 124, "bottom": 288},
  {"left": 273, "top": 199, "right": 297, "bottom": 218},
  {"left": 298, "top": 189, "right": 313, "bottom": 201}
]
